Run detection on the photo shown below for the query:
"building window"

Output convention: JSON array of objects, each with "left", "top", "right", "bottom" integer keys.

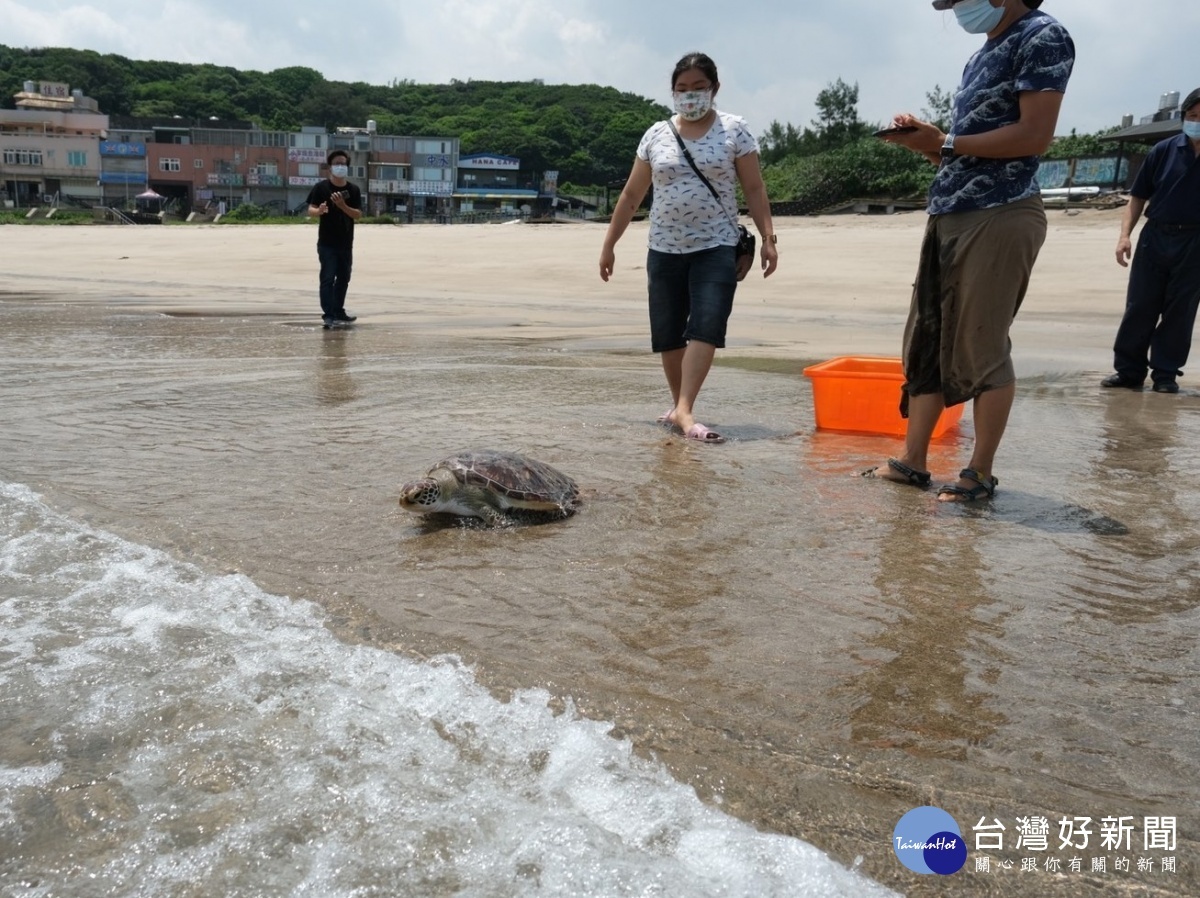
[
  {"left": 2, "top": 149, "right": 44, "bottom": 166},
  {"left": 67, "top": 151, "right": 87, "bottom": 166},
  {"left": 289, "top": 134, "right": 325, "bottom": 149},
  {"left": 249, "top": 132, "right": 287, "bottom": 148},
  {"left": 254, "top": 162, "right": 278, "bottom": 176},
  {"left": 415, "top": 139, "right": 451, "bottom": 155},
  {"left": 194, "top": 159, "right": 204, "bottom": 169},
  {"left": 159, "top": 158, "right": 181, "bottom": 172}
]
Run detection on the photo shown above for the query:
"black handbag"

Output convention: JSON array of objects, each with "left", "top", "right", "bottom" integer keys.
[
  {"left": 667, "top": 121, "right": 756, "bottom": 260},
  {"left": 734, "top": 224, "right": 756, "bottom": 260}
]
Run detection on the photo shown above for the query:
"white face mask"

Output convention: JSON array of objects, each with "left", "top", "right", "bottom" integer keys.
[
  {"left": 673, "top": 89, "right": 713, "bottom": 122},
  {"left": 330, "top": 164, "right": 349, "bottom": 178}
]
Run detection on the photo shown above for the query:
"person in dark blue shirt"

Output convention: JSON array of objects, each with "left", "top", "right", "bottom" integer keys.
[
  {"left": 1102, "top": 87, "right": 1200, "bottom": 394},
  {"left": 863, "top": 0, "right": 1074, "bottom": 502}
]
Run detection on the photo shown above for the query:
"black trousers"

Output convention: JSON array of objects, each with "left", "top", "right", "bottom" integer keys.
[
  {"left": 1113, "top": 222, "right": 1200, "bottom": 383},
  {"left": 317, "top": 244, "right": 353, "bottom": 319}
]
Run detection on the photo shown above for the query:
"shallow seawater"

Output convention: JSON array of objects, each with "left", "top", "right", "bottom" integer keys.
[
  {"left": 1, "top": 298, "right": 1197, "bottom": 897},
  {"left": 0, "top": 481, "right": 893, "bottom": 898}
]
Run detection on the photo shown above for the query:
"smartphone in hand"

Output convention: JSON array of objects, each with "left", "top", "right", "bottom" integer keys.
[{"left": 873, "top": 125, "right": 918, "bottom": 138}]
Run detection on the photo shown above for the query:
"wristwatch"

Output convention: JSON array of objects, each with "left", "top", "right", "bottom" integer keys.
[
  {"left": 764, "top": 234, "right": 778, "bottom": 245},
  {"left": 940, "top": 133, "right": 956, "bottom": 162}
]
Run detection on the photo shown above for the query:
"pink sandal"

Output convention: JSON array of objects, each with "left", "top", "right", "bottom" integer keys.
[{"left": 684, "top": 423, "right": 725, "bottom": 444}]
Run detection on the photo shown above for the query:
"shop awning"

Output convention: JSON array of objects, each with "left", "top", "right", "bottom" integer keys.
[
  {"left": 1099, "top": 120, "right": 1182, "bottom": 144},
  {"left": 452, "top": 193, "right": 539, "bottom": 200}
]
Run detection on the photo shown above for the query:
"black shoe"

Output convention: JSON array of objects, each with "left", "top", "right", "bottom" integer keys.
[
  {"left": 322, "top": 315, "right": 337, "bottom": 329},
  {"left": 1100, "top": 374, "right": 1144, "bottom": 390},
  {"left": 336, "top": 312, "right": 357, "bottom": 323},
  {"left": 1152, "top": 380, "right": 1179, "bottom": 394}
]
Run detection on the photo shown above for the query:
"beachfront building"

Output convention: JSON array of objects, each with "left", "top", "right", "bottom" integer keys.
[
  {"left": 286, "top": 126, "right": 334, "bottom": 215},
  {"left": 1095, "top": 89, "right": 1190, "bottom": 189},
  {"left": 3, "top": 80, "right": 555, "bottom": 221},
  {"left": 105, "top": 116, "right": 299, "bottom": 216},
  {"left": 108, "top": 116, "right": 463, "bottom": 220},
  {"left": 1036, "top": 88, "right": 1190, "bottom": 197},
  {"left": 454, "top": 153, "right": 540, "bottom": 220},
  {"left": 0, "top": 81, "right": 107, "bottom": 209},
  {"left": 358, "top": 126, "right": 460, "bottom": 223}
]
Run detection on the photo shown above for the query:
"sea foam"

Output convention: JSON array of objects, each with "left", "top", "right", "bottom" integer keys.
[{"left": 0, "top": 480, "right": 897, "bottom": 897}]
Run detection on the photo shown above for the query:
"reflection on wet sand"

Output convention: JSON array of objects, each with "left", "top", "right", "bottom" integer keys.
[
  {"left": 315, "top": 329, "right": 360, "bottom": 406},
  {"left": 1, "top": 301, "right": 1197, "bottom": 897},
  {"left": 607, "top": 439, "right": 740, "bottom": 673},
  {"left": 849, "top": 513, "right": 1005, "bottom": 761},
  {"left": 1059, "top": 390, "right": 1200, "bottom": 622}
]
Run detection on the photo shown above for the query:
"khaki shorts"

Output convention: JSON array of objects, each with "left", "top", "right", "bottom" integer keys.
[{"left": 902, "top": 195, "right": 1047, "bottom": 412}]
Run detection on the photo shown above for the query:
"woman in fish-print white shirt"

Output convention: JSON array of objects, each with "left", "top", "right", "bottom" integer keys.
[{"left": 600, "top": 51, "right": 778, "bottom": 444}]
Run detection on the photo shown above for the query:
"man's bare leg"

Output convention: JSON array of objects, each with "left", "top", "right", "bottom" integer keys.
[
  {"left": 868, "top": 392, "right": 945, "bottom": 483},
  {"left": 937, "top": 383, "right": 1013, "bottom": 501}
]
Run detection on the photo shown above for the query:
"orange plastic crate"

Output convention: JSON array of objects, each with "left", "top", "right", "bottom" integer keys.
[{"left": 802, "top": 356, "right": 963, "bottom": 437}]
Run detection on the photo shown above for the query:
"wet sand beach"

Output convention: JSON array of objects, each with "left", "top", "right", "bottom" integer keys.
[{"left": 2, "top": 213, "right": 1198, "bottom": 897}]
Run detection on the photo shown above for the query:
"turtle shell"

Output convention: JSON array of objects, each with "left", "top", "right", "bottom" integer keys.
[{"left": 433, "top": 450, "right": 580, "bottom": 512}]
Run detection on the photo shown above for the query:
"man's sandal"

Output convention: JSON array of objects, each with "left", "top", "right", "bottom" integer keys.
[
  {"left": 861, "top": 458, "right": 932, "bottom": 488},
  {"left": 937, "top": 467, "right": 998, "bottom": 502}
]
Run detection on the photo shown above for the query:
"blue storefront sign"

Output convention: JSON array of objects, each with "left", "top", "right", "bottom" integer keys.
[{"left": 100, "top": 141, "right": 147, "bottom": 158}]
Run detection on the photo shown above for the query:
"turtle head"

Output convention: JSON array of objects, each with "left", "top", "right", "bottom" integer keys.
[{"left": 398, "top": 478, "right": 441, "bottom": 513}]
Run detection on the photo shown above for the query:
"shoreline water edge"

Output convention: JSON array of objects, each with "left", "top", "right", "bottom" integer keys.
[{"left": 2, "top": 214, "right": 1197, "bottom": 897}]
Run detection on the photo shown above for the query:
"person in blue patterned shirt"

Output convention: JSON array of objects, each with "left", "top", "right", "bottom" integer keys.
[
  {"left": 863, "top": 0, "right": 1074, "bottom": 501},
  {"left": 600, "top": 52, "right": 778, "bottom": 445}
]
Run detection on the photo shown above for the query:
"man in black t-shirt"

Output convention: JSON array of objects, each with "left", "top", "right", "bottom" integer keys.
[{"left": 306, "top": 149, "right": 363, "bottom": 327}]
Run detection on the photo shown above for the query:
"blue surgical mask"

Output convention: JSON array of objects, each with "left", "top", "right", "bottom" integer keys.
[
  {"left": 1183, "top": 121, "right": 1200, "bottom": 140},
  {"left": 331, "top": 164, "right": 349, "bottom": 178},
  {"left": 953, "top": 0, "right": 1005, "bottom": 35}
]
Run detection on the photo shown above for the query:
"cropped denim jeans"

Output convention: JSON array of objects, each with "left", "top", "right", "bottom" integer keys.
[{"left": 646, "top": 245, "right": 737, "bottom": 352}]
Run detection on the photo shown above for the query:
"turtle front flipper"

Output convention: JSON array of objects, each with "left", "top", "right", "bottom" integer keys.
[{"left": 461, "top": 483, "right": 510, "bottom": 526}]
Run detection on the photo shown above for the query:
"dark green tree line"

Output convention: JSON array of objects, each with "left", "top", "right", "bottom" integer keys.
[
  {"left": 758, "top": 78, "right": 1132, "bottom": 208},
  {"left": 0, "top": 47, "right": 1134, "bottom": 204}
]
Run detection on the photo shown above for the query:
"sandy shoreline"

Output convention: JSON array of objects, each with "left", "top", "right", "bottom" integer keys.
[{"left": 3, "top": 208, "right": 1139, "bottom": 373}]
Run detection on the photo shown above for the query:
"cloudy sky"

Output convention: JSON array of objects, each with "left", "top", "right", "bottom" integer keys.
[{"left": 3, "top": 0, "right": 1196, "bottom": 138}]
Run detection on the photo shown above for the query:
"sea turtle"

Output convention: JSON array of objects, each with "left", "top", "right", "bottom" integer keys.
[{"left": 398, "top": 449, "right": 580, "bottom": 526}]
